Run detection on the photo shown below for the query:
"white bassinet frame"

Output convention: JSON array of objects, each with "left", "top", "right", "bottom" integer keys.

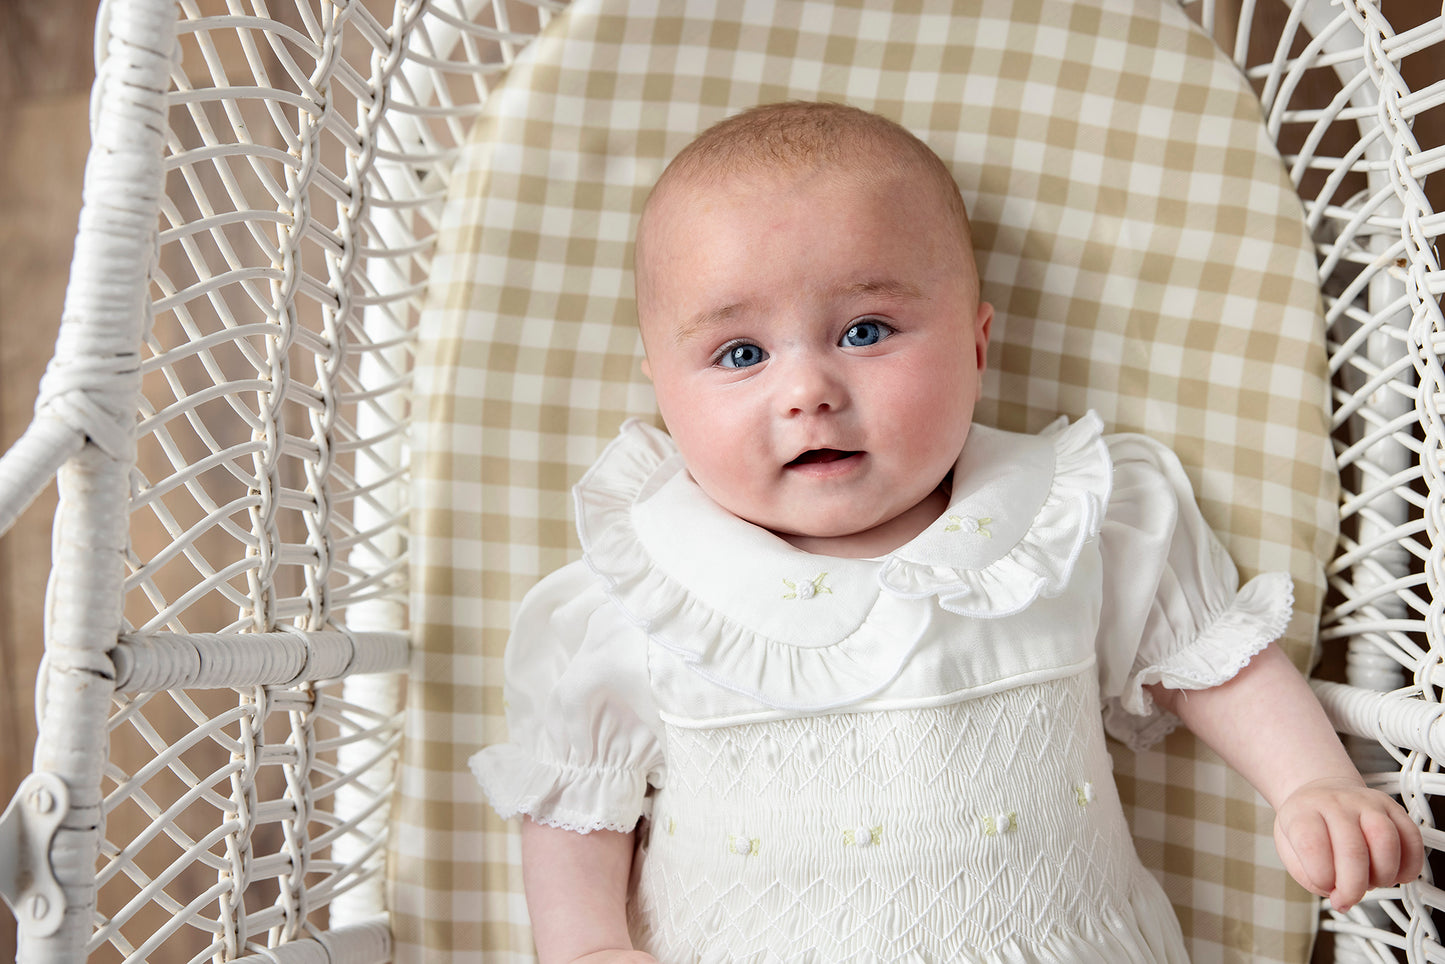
[{"left": 0, "top": 0, "right": 1440, "bottom": 961}]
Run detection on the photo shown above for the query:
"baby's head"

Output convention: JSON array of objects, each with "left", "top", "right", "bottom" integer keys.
[{"left": 635, "top": 102, "right": 993, "bottom": 558}]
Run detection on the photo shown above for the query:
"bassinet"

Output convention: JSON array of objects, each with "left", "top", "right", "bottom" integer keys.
[{"left": 0, "top": 0, "right": 1440, "bottom": 962}]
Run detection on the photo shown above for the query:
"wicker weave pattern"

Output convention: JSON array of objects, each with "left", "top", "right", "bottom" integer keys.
[
  {"left": 78, "top": 3, "right": 563, "bottom": 960},
  {"left": 1, "top": 0, "right": 557, "bottom": 960},
  {"left": 1210, "top": 2, "right": 1445, "bottom": 957}
]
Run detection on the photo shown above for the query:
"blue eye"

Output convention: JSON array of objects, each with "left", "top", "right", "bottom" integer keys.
[
  {"left": 841, "top": 319, "right": 892, "bottom": 347},
  {"left": 719, "top": 343, "right": 767, "bottom": 368}
]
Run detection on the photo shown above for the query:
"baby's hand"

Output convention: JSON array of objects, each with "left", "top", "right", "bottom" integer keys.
[{"left": 1273, "top": 777, "right": 1423, "bottom": 912}]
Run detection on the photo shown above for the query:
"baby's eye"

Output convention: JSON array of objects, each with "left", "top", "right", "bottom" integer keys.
[
  {"left": 841, "top": 319, "right": 893, "bottom": 348},
  {"left": 718, "top": 343, "right": 767, "bottom": 368}
]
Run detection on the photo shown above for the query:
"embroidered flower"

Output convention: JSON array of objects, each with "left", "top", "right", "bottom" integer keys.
[
  {"left": 728, "top": 833, "right": 760, "bottom": 856},
  {"left": 782, "top": 573, "right": 833, "bottom": 600},
  {"left": 945, "top": 515, "right": 992, "bottom": 537},
  {"left": 982, "top": 812, "right": 1017, "bottom": 836},
  {"left": 1075, "top": 783, "right": 1095, "bottom": 807},
  {"left": 844, "top": 825, "right": 882, "bottom": 848}
]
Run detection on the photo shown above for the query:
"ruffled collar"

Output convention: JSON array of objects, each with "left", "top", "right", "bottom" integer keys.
[{"left": 574, "top": 414, "right": 1113, "bottom": 711}]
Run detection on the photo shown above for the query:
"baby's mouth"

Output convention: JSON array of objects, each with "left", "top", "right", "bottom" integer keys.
[{"left": 787, "top": 449, "right": 861, "bottom": 467}]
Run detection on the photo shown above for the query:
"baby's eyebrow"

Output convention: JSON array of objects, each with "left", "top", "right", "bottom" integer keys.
[
  {"left": 841, "top": 278, "right": 925, "bottom": 301},
  {"left": 676, "top": 302, "right": 748, "bottom": 344}
]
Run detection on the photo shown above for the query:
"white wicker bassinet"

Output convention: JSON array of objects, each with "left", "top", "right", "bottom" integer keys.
[{"left": 0, "top": 0, "right": 1440, "bottom": 961}]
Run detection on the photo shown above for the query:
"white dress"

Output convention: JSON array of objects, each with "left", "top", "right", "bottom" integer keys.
[{"left": 470, "top": 413, "right": 1294, "bottom": 964}]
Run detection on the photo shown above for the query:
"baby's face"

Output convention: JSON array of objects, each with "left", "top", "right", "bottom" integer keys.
[{"left": 637, "top": 168, "right": 992, "bottom": 557}]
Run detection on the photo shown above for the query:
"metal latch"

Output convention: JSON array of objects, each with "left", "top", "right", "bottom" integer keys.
[{"left": 0, "top": 772, "right": 68, "bottom": 938}]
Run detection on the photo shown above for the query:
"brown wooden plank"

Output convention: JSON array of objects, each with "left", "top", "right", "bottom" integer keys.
[{"left": 0, "top": 0, "right": 98, "bottom": 102}]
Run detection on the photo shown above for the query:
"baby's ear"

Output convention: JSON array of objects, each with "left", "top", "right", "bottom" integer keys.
[{"left": 974, "top": 302, "right": 994, "bottom": 370}]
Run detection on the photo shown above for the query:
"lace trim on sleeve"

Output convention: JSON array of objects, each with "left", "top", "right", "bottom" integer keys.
[
  {"left": 1102, "top": 570, "right": 1294, "bottom": 751},
  {"left": 469, "top": 743, "right": 650, "bottom": 834}
]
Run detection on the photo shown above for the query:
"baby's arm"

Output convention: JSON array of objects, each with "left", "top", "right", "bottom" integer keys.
[
  {"left": 1147, "top": 643, "right": 1423, "bottom": 911},
  {"left": 520, "top": 818, "right": 657, "bottom": 964}
]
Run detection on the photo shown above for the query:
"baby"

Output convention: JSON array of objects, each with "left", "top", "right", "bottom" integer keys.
[{"left": 472, "top": 102, "right": 1422, "bottom": 963}]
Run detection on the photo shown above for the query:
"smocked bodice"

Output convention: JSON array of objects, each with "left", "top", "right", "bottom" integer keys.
[{"left": 630, "top": 672, "right": 1176, "bottom": 962}]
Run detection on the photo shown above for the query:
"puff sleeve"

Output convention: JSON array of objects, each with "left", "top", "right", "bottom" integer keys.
[
  {"left": 1096, "top": 434, "right": 1295, "bottom": 751},
  {"left": 469, "top": 560, "right": 665, "bottom": 833}
]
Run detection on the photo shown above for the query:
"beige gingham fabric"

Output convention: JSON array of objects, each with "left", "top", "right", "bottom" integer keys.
[{"left": 393, "top": 1, "right": 1337, "bottom": 961}]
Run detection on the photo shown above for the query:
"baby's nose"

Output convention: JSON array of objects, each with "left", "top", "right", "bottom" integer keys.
[{"left": 781, "top": 357, "right": 846, "bottom": 416}]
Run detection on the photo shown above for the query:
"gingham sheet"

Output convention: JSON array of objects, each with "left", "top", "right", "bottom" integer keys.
[{"left": 393, "top": 1, "right": 1337, "bottom": 961}]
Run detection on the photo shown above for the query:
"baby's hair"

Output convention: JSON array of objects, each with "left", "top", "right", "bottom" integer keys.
[{"left": 636, "top": 102, "right": 976, "bottom": 300}]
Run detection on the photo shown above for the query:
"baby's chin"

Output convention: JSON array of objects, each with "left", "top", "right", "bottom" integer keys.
[
  {"left": 760, "top": 491, "right": 953, "bottom": 558},
  {"left": 761, "top": 516, "right": 919, "bottom": 559},
  {"left": 725, "top": 509, "right": 871, "bottom": 552}
]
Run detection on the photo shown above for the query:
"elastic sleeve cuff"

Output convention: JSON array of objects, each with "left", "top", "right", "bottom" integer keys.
[
  {"left": 469, "top": 744, "right": 650, "bottom": 834},
  {"left": 1103, "top": 571, "right": 1294, "bottom": 751}
]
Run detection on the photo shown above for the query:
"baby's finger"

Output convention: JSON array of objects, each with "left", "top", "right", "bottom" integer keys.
[
  {"left": 1360, "top": 809, "right": 1403, "bottom": 889},
  {"left": 1390, "top": 806, "right": 1424, "bottom": 886},
  {"left": 1276, "top": 812, "right": 1334, "bottom": 897},
  {"left": 1273, "top": 826, "right": 1321, "bottom": 897},
  {"left": 1325, "top": 814, "right": 1371, "bottom": 911}
]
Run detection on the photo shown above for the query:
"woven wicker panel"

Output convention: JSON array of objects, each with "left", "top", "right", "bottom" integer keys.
[
  {"left": 396, "top": 0, "right": 1336, "bottom": 960},
  {"left": 45, "top": 1, "right": 555, "bottom": 960}
]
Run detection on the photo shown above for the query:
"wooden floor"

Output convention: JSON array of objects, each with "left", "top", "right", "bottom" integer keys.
[{"left": 0, "top": 1, "right": 1441, "bottom": 960}]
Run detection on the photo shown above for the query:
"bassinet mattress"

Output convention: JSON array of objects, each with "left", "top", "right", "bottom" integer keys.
[{"left": 397, "top": 0, "right": 1338, "bottom": 961}]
